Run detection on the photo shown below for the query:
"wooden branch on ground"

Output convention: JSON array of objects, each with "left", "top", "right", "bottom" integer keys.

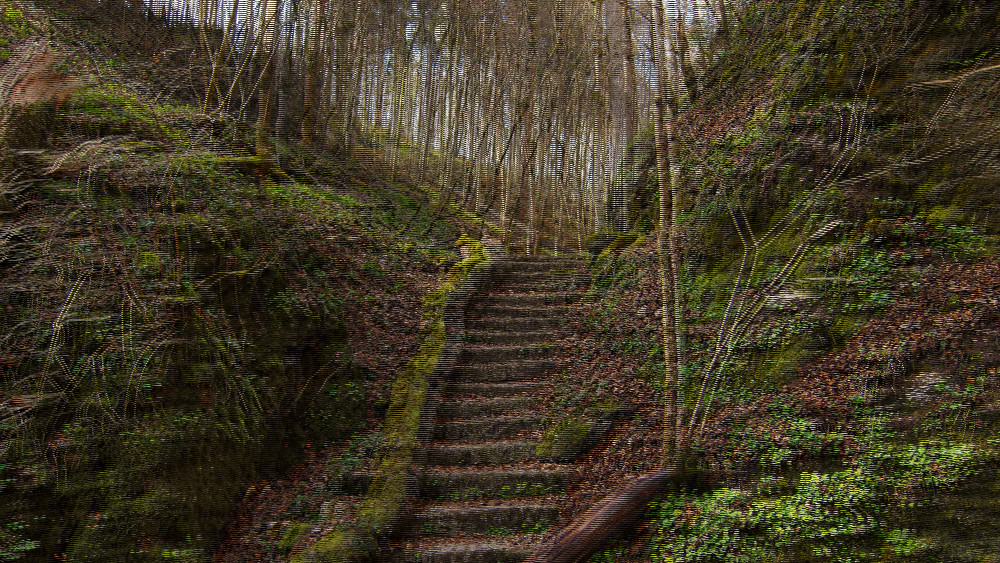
[{"left": 526, "top": 469, "right": 683, "bottom": 563}]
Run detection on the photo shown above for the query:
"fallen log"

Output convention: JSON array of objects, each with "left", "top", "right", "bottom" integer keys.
[{"left": 526, "top": 469, "right": 686, "bottom": 563}]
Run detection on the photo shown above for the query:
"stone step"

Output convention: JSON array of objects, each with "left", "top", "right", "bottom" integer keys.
[
  {"left": 341, "top": 466, "right": 570, "bottom": 499},
  {"left": 435, "top": 415, "right": 546, "bottom": 441},
  {"left": 427, "top": 441, "right": 539, "bottom": 466},
  {"left": 495, "top": 278, "right": 591, "bottom": 292},
  {"left": 447, "top": 381, "right": 550, "bottom": 398},
  {"left": 467, "top": 305, "right": 575, "bottom": 318},
  {"left": 408, "top": 503, "right": 563, "bottom": 536},
  {"left": 438, "top": 397, "right": 540, "bottom": 419},
  {"left": 507, "top": 258, "right": 588, "bottom": 272},
  {"left": 388, "top": 538, "right": 541, "bottom": 563},
  {"left": 466, "top": 331, "right": 555, "bottom": 345},
  {"left": 476, "top": 292, "right": 590, "bottom": 307},
  {"left": 466, "top": 316, "right": 567, "bottom": 332},
  {"left": 452, "top": 360, "right": 562, "bottom": 382},
  {"left": 459, "top": 345, "right": 561, "bottom": 363},
  {"left": 422, "top": 468, "right": 574, "bottom": 501},
  {"left": 495, "top": 271, "right": 589, "bottom": 284}
]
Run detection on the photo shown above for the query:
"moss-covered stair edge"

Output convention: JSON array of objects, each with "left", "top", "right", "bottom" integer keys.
[{"left": 292, "top": 236, "right": 511, "bottom": 563}]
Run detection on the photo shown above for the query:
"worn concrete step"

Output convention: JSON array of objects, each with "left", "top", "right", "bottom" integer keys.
[
  {"left": 468, "top": 305, "right": 575, "bottom": 318},
  {"left": 447, "top": 381, "right": 550, "bottom": 398},
  {"left": 466, "top": 316, "right": 567, "bottom": 332},
  {"left": 422, "top": 468, "right": 574, "bottom": 500},
  {"left": 438, "top": 397, "right": 540, "bottom": 419},
  {"left": 408, "top": 503, "right": 563, "bottom": 536},
  {"left": 435, "top": 415, "right": 546, "bottom": 441},
  {"left": 427, "top": 441, "right": 539, "bottom": 466},
  {"left": 466, "top": 330, "right": 556, "bottom": 345},
  {"left": 459, "top": 345, "right": 562, "bottom": 363},
  {"left": 477, "top": 292, "right": 589, "bottom": 307},
  {"left": 388, "top": 538, "right": 541, "bottom": 563},
  {"left": 452, "top": 360, "right": 562, "bottom": 382}
]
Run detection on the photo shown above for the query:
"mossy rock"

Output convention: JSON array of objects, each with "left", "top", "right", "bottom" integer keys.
[{"left": 536, "top": 416, "right": 610, "bottom": 461}]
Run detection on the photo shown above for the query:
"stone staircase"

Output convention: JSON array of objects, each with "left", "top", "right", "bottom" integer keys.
[{"left": 389, "top": 256, "right": 591, "bottom": 563}]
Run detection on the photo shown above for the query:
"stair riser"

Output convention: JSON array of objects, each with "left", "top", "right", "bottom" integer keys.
[
  {"left": 435, "top": 417, "right": 544, "bottom": 441},
  {"left": 446, "top": 382, "right": 549, "bottom": 398},
  {"left": 507, "top": 260, "right": 588, "bottom": 272},
  {"left": 342, "top": 470, "right": 571, "bottom": 500},
  {"left": 494, "top": 280, "right": 590, "bottom": 293},
  {"left": 452, "top": 362, "right": 561, "bottom": 382},
  {"left": 389, "top": 546, "right": 533, "bottom": 563},
  {"left": 476, "top": 293, "right": 589, "bottom": 307},
  {"left": 459, "top": 346, "right": 558, "bottom": 363},
  {"left": 497, "top": 271, "right": 589, "bottom": 282},
  {"left": 494, "top": 280, "right": 590, "bottom": 292},
  {"left": 409, "top": 505, "right": 562, "bottom": 536},
  {"left": 466, "top": 332, "right": 554, "bottom": 345},
  {"left": 438, "top": 397, "right": 539, "bottom": 418},
  {"left": 466, "top": 317, "right": 567, "bottom": 331},
  {"left": 468, "top": 305, "right": 574, "bottom": 318},
  {"left": 422, "top": 471, "right": 572, "bottom": 501},
  {"left": 427, "top": 442, "right": 539, "bottom": 466}
]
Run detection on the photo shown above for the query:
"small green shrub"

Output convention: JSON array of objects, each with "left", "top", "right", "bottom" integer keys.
[{"left": 536, "top": 416, "right": 609, "bottom": 461}]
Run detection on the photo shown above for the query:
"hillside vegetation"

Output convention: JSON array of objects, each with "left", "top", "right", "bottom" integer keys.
[
  {"left": 0, "top": 3, "right": 488, "bottom": 561},
  {"left": 574, "top": 1, "right": 1000, "bottom": 561}
]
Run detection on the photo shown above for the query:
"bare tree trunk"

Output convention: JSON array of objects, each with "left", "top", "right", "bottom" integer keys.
[
  {"left": 254, "top": 0, "right": 280, "bottom": 157},
  {"left": 619, "top": 0, "right": 641, "bottom": 230},
  {"left": 274, "top": 0, "right": 295, "bottom": 166},
  {"left": 300, "top": 0, "right": 320, "bottom": 151},
  {"left": 650, "top": 0, "right": 685, "bottom": 467},
  {"left": 204, "top": 0, "right": 240, "bottom": 113}
]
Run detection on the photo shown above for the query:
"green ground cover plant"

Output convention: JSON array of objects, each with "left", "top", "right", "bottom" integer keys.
[{"left": 650, "top": 415, "right": 997, "bottom": 563}]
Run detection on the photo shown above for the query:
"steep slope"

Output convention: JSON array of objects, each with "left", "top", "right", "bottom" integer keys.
[{"left": 0, "top": 4, "right": 478, "bottom": 561}]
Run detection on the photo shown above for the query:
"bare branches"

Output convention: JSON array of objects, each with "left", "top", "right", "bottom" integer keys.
[{"left": 908, "top": 61, "right": 1000, "bottom": 90}]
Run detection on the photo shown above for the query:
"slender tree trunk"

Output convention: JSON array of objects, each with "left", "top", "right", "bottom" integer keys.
[
  {"left": 300, "top": 0, "right": 320, "bottom": 150},
  {"left": 620, "top": 0, "right": 641, "bottom": 230},
  {"left": 650, "top": 0, "right": 686, "bottom": 467},
  {"left": 254, "top": 0, "right": 280, "bottom": 157},
  {"left": 274, "top": 0, "right": 295, "bottom": 166},
  {"left": 204, "top": 0, "right": 240, "bottom": 113}
]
